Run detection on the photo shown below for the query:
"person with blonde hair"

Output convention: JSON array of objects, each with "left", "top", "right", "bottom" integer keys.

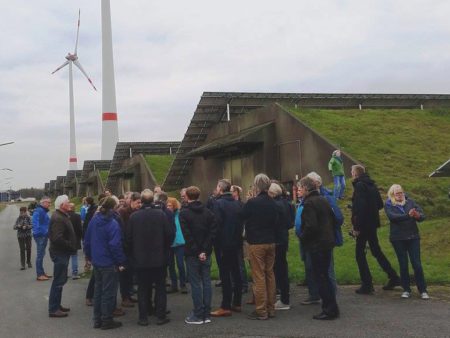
[
  {"left": 385, "top": 184, "right": 429, "bottom": 300},
  {"left": 167, "top": 197, "right": 187, "bottom": 294}
]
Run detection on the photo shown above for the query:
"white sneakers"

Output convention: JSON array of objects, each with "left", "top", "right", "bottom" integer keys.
[
  {"left": 420, "top": 292, "right": 430, "bottom": 300},
  {"left": 401, "top": 291, "right": 411, "bottom": 299},
  {"left": 274, "top": 300, "right": 291, "bottom": 310},
  {"left": 401, "top": 291, "right": 430, "bottom": 300}
]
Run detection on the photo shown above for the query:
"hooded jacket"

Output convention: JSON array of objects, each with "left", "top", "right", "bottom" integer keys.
[
  {"left": 179, "top": 200, "right": 217, "bottom": 257},
  {"left": 212, "top": 192, "right": 243, "bottom": 250},
  {"left": 384, "top": 197, "right": 425, "bottom": 241},
  {"left": 83, "top": 211, "right": 126, "bottom": 267},
  {"left": 126, "top": 205, "right": 175, "bottom": 268},
  {"left": 351, "top": 173, "right": 384, "bottom": 231},
  {"left": 32, "top": 204, "right": 50, "bottom": 238},
  {"left": 273, "top": 196, "right": 294, "bottom": 246},
  {"left": 328, "top": 155, "right": 344, "bottom": 176}
]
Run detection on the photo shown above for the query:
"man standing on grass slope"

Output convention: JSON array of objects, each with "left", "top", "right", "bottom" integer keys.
[
  {"left": 351, "top": 164, "right": 400, "bottom": 294},
  {"left": 32, "top": 196, "right": 52, "bottom": 281},
  {"left": 328, "top": 150, "right": 346, "bottom": 200},
  {"left": 48, "top": 195, "right": 77, "bottom": 318}
]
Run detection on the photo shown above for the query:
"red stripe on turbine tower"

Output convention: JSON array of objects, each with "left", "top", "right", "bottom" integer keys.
[
  {"left": 102, "top": 112, "right": 118, "bottom": 121},
  {"left": 69, "top": 157, "right": 77, "bottom": 163}
]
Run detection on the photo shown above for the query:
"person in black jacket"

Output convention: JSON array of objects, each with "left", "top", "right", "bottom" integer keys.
[
  {"left": 179, "top": 186, "right": 217, "bottom": 325},
  {"left": 126, "top": 189, "right": 174, "bottom": 326},
  {"left": 351, "top": 165, "right": 400, "bottom": 294},
  {"left": 240, "top": 173, "right": 279, "bottom": 320},
  {"left": 269, "top": 182, "right": 294, "bottom": 311},
  {"left": 48, "top": 195, "right": 77, "bottom": 318},
  {"left": 210, "top": 179, "right": 244, "bottom": 317},
  {"left": 299, "top": 177, "right": 339, "bottom": 320},
  {"left": 68, "top": 203, "right": 82, "bottom": 279}
]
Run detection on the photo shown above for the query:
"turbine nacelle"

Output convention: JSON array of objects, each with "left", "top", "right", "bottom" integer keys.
[{"left": 65, "top": 53, "right": 78, "bottom": 61}]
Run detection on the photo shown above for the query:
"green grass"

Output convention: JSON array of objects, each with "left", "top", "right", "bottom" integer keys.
[
  {"left": 99, "top": 170, "right": 109, "bottom": 187},
  {"left": 144, "top": 155, "right": 175, "bottom": 184}
]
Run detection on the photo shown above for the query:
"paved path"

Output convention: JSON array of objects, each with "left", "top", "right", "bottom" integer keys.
[{"left": 1, "top": 204, "right": 449, "bottom": 338}]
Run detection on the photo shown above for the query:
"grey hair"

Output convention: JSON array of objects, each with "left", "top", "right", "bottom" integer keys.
[
  {"left": 268, "top": 183, "right": 282, "bottom": 197},
  {"left": 141, "top": 189, "right": 154, "bottom": 203},
  {"left": 217, "top": 179, "right": 231, "bottom": 193},
  {"left": 306, "top": 171, "right": 322, "bottom": 187},
  {"left": 253, "top": 173, "right": 271, "bottom": 194},
  {"left": 54, "top": 195, "right": 69, "bottom": 210},
  {"left": 299, "top": 177, "right": 318, "bottom": 194}
]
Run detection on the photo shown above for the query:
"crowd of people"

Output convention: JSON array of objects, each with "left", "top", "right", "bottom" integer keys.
[{"left": 14, "top": 158, "right": 430, "bottom": 329}]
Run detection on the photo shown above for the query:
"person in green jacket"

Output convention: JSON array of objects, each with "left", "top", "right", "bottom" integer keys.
[{"left": 328, "top": 150, "right": 345, "bottom": 200}]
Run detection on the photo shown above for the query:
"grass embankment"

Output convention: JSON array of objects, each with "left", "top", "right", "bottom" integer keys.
[
  {"left": 99, "top": 170, "right": 109, "bottom": 187},
  {"left": 275, "top": 107, "right": 450, "bottom": 285},
  {"left": 145, "top": 155, "right": 175, "bottom": 184}
]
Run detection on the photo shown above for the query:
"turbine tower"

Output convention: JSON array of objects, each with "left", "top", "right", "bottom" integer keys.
[
  {"left": 101, "top": 0, "right": 119, "bottom": 160},
  {"left": 52, "top": 10, "right": 97, "bottom": 170}
]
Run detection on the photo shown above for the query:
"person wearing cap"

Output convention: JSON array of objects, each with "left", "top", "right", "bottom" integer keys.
[
  {"left": 84, "top": 196, "right": 127, "bottom": 330},
  {"left": 47, "top": 195, "right": 77, "bottom": 318}
]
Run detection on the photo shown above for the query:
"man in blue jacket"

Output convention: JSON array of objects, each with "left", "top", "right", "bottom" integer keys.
[
  {"left": 32, "top": 196, "right": 52, "bottom": 281},
  {"left": 84, "top": 197, "right": 126, "bottom": 330}
]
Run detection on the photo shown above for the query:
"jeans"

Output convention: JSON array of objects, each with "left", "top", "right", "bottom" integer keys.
[
  {"left": 18, "top": 237, "right": 32, "bottom": 267},
  {"left": 136, "top": 267, "right": 167, "bottom": 320},
  {"left": 274, "top": 244, "right": 290, "bottom": 305},
  {"left": 93, "top": 266, "right": 118, "bottom": 323},
  {"left": 70, "top": 251, "right": 78, "bottom": 275},
  {"left": 303, "top": 247, "right": 337, "bottom": 299},
  {"left": 48, "top": 253, "right": 69, "bottom": 313},
  {"left": 186, "top": 256, "right": 212, "bottom": 319},
  {"left": 34, "top": 236, "right": 48, "bottom": 277},
  {"left": 248, "top": 243, "right": 276, "bottom": 317},
  {"left": 310, "top": 249, "right": 339, "bottom": 316},
  {"left": 333, "top": 175, "right": 346, "bottom": 199},
  {"left": 356, "top": 227, "right": 398, "bottom": 288},
  {"left": 391, "top": 239, "right": 427, "bottom": 293},
  {"left": 86, "top": 274, "right": 95, "bottom": 300},
  {"left": 221, "top": 248, "right": 242, "bottom": 309},
  {"left": 168, "top": 246, "right": 186, "bottom": 288}
]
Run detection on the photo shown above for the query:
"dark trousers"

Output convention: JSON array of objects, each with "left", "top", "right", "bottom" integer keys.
[
  {"left": 168, "top": 246, "right": 186, "bottom": 288},
  {"left": 391, "top": 239, "right": 427, "bottom": 293},
  {"left": 86, "top": 274, "right": 95, "bottom": 300},
  {"left": 214, "top": 244, "right": 224, "bottom": 282},
  {"left": 136, "top": 267, "right": 167, "bottom": 320},
  {"left": 119, "top": 263, "right": 134, "bottom": 300},
  {"left": 48, "top": 253, "right": 70, "bottom": 313},
  {"left": 310, "top": 249, "right": 339, "bottom": 316},
  {"left": 356, "top": 227, "right": 398, "bottom": 288},
  {"left": 221, "top": 249, "right": 242, "bottom": 309},
  {"left": 274, "top": 244, "right": 290, "bottom": 305},
  {"left": 18, "top": 236, "right": 32, "bottom": 267},
  {"left": 238, "top": 248, "right": 248, "bottom": 289},
  {"left": 93, "top": 266, "right": 118, "bottom": 323}
]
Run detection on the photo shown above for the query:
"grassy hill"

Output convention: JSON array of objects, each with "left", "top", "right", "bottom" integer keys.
[
  {"left": 282, "top": 107, "right": 450, "bottom": 284},
  {"left": 145, "top": 155, "right": 175, "bottom": 184}
]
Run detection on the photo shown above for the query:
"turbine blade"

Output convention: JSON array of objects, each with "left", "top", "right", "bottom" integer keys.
[
  {"left": 74, "top": 9, "right": 80, "bottom": 54},
  {"left": 51, "top": 61, "right": 69, "bottom": 74},
  {"left": 73, "top": 60, "right": 97, "bottom": 91}
]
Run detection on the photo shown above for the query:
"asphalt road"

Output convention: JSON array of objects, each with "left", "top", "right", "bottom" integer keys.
[{"left": 1, "top": 204, "right": 449, "bottom": 338}]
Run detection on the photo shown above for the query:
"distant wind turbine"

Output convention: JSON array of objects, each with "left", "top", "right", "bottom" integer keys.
[{"left": 52, "top": 10, "right": 97, "bottom": 170}]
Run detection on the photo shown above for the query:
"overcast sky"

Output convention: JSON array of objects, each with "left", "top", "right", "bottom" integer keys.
[{"left": 1, "top": 0, "right": 450, "bottom": 189}]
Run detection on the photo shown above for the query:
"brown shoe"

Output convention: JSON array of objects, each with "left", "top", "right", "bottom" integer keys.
[
  {"left": 44, "top": 274, "right": 53, "bottom": 278},
  {"left": 121, "top": 298, "right": 135, "bottom": 308},
  {"left": 231, "top": 306, "right": 242, "bottom": 313},
  {"left": 85, "top": 299, "right": 93, "bottom": 306},
  {"left": 60, "top": 305, "right": 70, "bottom": 312},
  {"left": 210, "top": 308, "right": 232, "bottom": 317},
  {"left": 36, "top": 275, "right": 49, "bottom": 281},
  {"left": 49, "top": 310, "right": 68, "bottom": 318},
  {"left": 113, "top": 308, "right": 125, "bottom": 317}
]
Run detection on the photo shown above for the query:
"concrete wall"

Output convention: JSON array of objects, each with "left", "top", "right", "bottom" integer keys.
[{"left": 183, "top": 104, "right": 357, "bottom": 201}]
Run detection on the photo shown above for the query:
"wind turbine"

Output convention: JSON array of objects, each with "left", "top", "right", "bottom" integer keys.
[{"left": 52, "top": 10, "right": 96, "bottom": 170}]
